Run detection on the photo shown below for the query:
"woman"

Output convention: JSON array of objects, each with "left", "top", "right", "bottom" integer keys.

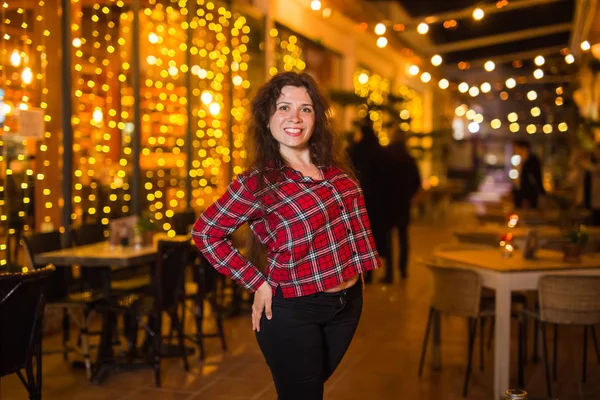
[{"left": 192, "top": 72, "right": 380, "bottom": 399}]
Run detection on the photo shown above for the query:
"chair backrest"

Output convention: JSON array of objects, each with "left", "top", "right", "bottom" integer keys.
[
  {"left": 22, "top": 231, "right": 62, "bottom": 269},
  {"left": 172, "top": 210, "right": 197, "bottom": 235},
  {"left": 154, "top": 240, "right": 190, "bottom": 311},
  {"left": 426, "top": 261, "right": 482, "bottom": 318},
  {"left": 73, "top": 223, "right": 106, "bottom": 246},
  {"left": 538, "top": 275, "right": 600, "bottom": 325},
  {"left": 0, "top": 265, "right": 55, "bottom": 378}
]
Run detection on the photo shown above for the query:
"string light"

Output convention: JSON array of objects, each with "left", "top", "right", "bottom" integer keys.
[
  {"left": 458, "top": 82, "right": 469, "bottom": 93},
  {"left": 480, "top": 82, "right": 491, "bottom": 93},
  {"left": 484, "top": 60, "right": 495, "bottom": 71},
  {"left": 438, "top": 78, "right": 449, "bottom": 89},
  {"left": 431, "top": 54, "right": 442, "bottom": 66},
  {"left": 420, "top": 72, "right": 431, "bottom": 83},
  {"left": 310, "top": 0, "right": 322, "bottom": 11},
  {"left": 472, "top": 8, "right": 484, "bottom": 20},
  {"left": 374, "top": 23, "right": 386, "bottom": 36},
  {"left": 505, "top": 78, "right": 516, "bottom": 89},
  {"left": 534, "top": 55, "right": 545, "bottom": 66},
  {"left": 376, "top": 37, "right": 388, "bottom": 48},
  {"left": 581, "top": 41, "right": 591, "bottom": 51},
  {"left": 417, "top": 22, "right": 429, "bottom": 34},
  {"left": 533, "top": 68, "right": 544, "bottom": 79},
  {"left": 527, "top": 90, "right": 538, "bottom": 101},
  {"left": 408, "top": 65, "right": 419, "bottom": 76},
  {"left": 565, "top": 54, "right": 575, "bottom": 64}
]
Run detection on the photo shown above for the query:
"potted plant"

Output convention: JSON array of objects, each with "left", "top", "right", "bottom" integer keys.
[
  {"left": 563, "top": 225, "right": 589, "bottom": 263},
  {"left": 135, "top": 214, "right": 159, "bottom": 246}
]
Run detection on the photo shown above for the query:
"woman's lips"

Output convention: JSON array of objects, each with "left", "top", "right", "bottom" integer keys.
[{"left": 284, "top": 127, "right": 303, "bottom": 136}]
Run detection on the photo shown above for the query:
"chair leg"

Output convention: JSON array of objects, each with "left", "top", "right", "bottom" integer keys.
[
  {"left": 479, "top": 317, "right": 485, "bottom": 372},
  {"left": 486, "top": 316, "right": 494, "bottom": 351},
  {"left": 532, "top": 319, "right": 539, "bottom": 364},
  {"left": 540, "top": 322, "right": 552, "bottom": 398},
  {"left": 170, "top": 311, "right": 190, "bottom": 372},
  {"left": 463, "top": 317, "right": 477, "bottom": 398},
  {"left": 552, "top": 324, "right": 558, "bottom": 382},
  {"left": 583, "top": 325, "right": 589, "bottom": 384},
  {"left": 62, "top": 308, "right": 70, "bottom": 361},
  {"left": 209, "top": 294, "right": 227, "bottom": 352},
  {"left": 517, "top": 316, "right": 524, "bottom": 388},
  {"left": 418, "top": 308, "right": 434, "bottom": 377},
  {"left": 591, "top": 325, "right": 600, "bottom": 364},
  {"left": 81, "top": 310, "right": 93, "bottom": 380}
]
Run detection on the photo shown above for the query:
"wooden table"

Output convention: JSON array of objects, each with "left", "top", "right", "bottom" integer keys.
[
  {"left": 433, "top": 247, "right": 600, "bottom": 399},
  {"left": 454, "top": 224, "right": 600, "bottom": 251},
  {"left": 34, "top": 238, "right": 189, "bottom": 383}
]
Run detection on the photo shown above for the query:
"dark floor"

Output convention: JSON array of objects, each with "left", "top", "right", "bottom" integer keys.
[{"left": 1, "top": 203, "right": 599, "bottom": 400}]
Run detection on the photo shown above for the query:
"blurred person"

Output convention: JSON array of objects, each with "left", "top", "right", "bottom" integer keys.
[
  {"left": 512, "top": 140, "right": 545, "bottom": 209},
  {"left": 347, "top": 120, "right": 389, "bottom": 283},
  {"left": 192, "top": 72, "right": 380, "bottom": 400},
  {"left": 381, "top": 131, "right": 421, "bottom": 281}
]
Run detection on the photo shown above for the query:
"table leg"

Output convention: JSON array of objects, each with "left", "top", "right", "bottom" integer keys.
[
  {"left": 91, "top": 268, "right": 114, "bottom": 384},
  {"left": 432, "top": 311, "right": 441, "bottom": 370},
  {"left": 494, "top": 280, "right": 511, "bottom": 399}
]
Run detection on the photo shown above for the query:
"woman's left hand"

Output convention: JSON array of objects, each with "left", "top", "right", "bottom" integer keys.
[{"left": 252, "top": 281, "right": 273, "bottom": 332}]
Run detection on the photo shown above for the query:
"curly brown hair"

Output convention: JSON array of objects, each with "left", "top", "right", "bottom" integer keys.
[{"left": 246, "top": 72, "right": 349, "bottom": 177}]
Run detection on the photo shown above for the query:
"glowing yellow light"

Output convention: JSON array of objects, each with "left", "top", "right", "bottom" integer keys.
[
  {"left": 565, "top": 54, "right": 575, "bottom": 64},
  {"left": 358, "top": 73, "right": 369, "bottom": 84},
  {"left": 400, "top": 109, "right": 410, "bottom": 120},
  {"left": 438, "top": 79, "right": 449, "bottom": 89},
  {"left": 508, "top": 112, "right": 518, "bottom": 122},
  {"left": 526, "top": 124, "right": 536, "bottom": 134},
  {"left": 581, "top": 41, "right": 591, "bottom": 51},
  {"left": 376, "top": 37, "right": 388, "bottom": 48},
  {"left": 458, "top": 82, "right": 469, "bottom": 93},
  {"left": 232, "top": 75, "right": 243, "bottom": 86},
  {"left": 469, "top": 86, "right": 479, "bottom": 97},
  {"left": 431, "top": 54, "right": 442, "bottom": 66},
  {"left": 473, "top": 8, "right": 484, "bottom": 20},
  {"left": 480, "top": 82, "right": 491, "bottom": 93},
  {"left": 92, "top": 107, "right": 103, "bottom": 124},
  {"left": 420, "top": 72, "right": 431, "bottom": 83},
  {"left": 148, "top": 32, "right": 158, "bottom": 44},
  {"left": 530, "top": 107, "right": 541, "bottom": 117},
  {"left": 201, "top": 91, "right": 213, "bottom": 105},
  {"left": 455, "top": 104, "right": 467, "bottom": 117},
  {"left": 310, "top": 0, "right": 321, "bottom": 11},
  {"left": 533, "top": 69, "right": 544, "bottom": 79},
  {"left": 72, "top": 38, "right": 82, "bottom": 48},
  {"left": 466, "top": 109, "right": 476, "bottom": 120},
  {"left": 19, "top": 103, "right": 28, "bottom": 110},
  {"left": 408, "top": 65, "right": 419, "bottom": 76},
  {"left": 527, "top": 90, "right": 537, "bottom": 101},
  {"left": 374, "top": 23, "right": 386, "bottom": 35},
  {"left": 510, "top": 123, "right": 520, "bottom": 132},
  {"left": 491, "top": 119, "right": 501, "bottom": 129},
  {"left": 558, "top": 122, "right": 568, "bottom": 132},
  {"left": 484, "top": 60, "right": 495, "bottom": 72},
  {"left": 555, "top": 97, "right": 563, "bottom": 106},
  {"left": 209, "top": 103, "right": 221, "bottom": 116},
  {"left": 534, "top": 55, "right": 545, "bottom": 66},
  {"left": 10, "top": 49, "right": 21, "bottom": 67},
  {"left": 21, "top": 67, "right": 33, "bottom": 84},
  {"left": 543, "top": 124, "right": 552, "bottom": 134},
  {"left": 417, "top": 22, "right": 429, "bottom": 34},
  {"left": 505, "top": 78, "right": 516, "bottom": 88}
]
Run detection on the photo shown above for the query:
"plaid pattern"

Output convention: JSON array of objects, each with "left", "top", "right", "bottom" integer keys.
[{"left": 191, "top": 166, "right": 380, "bottom": 298}]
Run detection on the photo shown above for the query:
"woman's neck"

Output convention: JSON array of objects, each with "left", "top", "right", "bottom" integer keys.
[{"left": 280, "top": 148, "right": 313, "bottom": 169}]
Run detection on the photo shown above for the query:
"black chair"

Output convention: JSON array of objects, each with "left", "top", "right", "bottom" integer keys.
[
  {"left": 177, "top": 253, "right": 228, "bottom": 360},
  {"left": 0, "top": 265, "right": 55, "bottom": 400},
  {"left": 22, "top": 231, "right": 104, "bottom": 379},
  {"left": 72, "top": 223, "right": 106, "bottom": 246},
  {"left": 172, "top": 210, "right": 197, "bottom": 235},
  {"left": 107, "top": 240, "right": 191, "bottom": 386}
]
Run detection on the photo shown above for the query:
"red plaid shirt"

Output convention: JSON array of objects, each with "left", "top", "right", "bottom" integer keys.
[{"left": 191, "top": 165, "right": 380, "bottom": 298}]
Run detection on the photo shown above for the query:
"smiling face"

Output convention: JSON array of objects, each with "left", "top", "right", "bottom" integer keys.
[{"left": 268, "top": 85, "right": 315, "bottom": 159}]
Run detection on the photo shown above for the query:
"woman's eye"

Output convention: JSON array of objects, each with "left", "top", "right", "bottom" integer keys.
[
  {"left": 302, "top": 107, "right": 313, "bottom": 113},
  {"left": 279, "top": 105, "right": 289, "bottom": 111}
]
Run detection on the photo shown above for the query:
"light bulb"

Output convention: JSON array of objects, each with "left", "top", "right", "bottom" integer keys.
[
  {"left": 473, "top": 8, "right": 484, "bottom": 20},
  {"left": 374, "top": 23, "right": 386, "bottom": 36},
  {"left": 376, "top": 37, "right": 388, "bottom": 48},
  {"left": 438, "top": 79, "right": 449, "bottom": 89},
  {"left": 431, "top": 55, "right": 443, "bottom": 66},
  {"left": 417, "top": 22, "right": 429, "bottom": 34},
  {"left": 10, "top": 49, "right": 21, "bottom": 67},
  {"left": 92, "top": 107, "right": 103, "bottom": 124},
  {"left": 21, "top": 67, "right": 33, "bottom": 84},
  {"left": 484, "top": 60, "right": 495, "bottom": 71}
]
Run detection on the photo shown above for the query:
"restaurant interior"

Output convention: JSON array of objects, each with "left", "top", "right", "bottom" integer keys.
[{"left": 1, "top": 0, "right": 600, "bottom": 399}]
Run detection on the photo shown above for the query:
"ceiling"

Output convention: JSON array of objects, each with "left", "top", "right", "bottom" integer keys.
[{"left": 338, "top": 0, "right": 597, "bottom": 134}]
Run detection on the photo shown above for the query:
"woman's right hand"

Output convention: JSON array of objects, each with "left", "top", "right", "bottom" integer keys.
[{"left": 252, "top": 281, "right": 273, "bottom": 332}]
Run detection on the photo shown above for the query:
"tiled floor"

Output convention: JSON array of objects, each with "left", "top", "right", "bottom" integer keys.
[{"left": 1, "top": 203, "right": 599, "bottom": 399}]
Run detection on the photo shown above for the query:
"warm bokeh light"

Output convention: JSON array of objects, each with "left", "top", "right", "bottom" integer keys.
[
  {"left": 468, "top": 121, "right": 480, "bottom": 133},
  {"left": 534, "top": 55, "right": 545, "bottom": 66},
  {"left": 458, "top": 82, "right": 469, "bottom": 93},
  {"left": 530, "top": 107, "right": 541, "bottom": 117},
  {"left": 581, "top": 40, "right": 591, "bottom": 51},
  {"left": 420, "top": 72, "right": 431, "bottom": 83},
  {"left": 526, "top": 124, "right": 536, "bottom": 134},
  {"left": 505, "top": 78, "right": 516, "bottom": 89},
  {"left": 533, "top": 68, "right": 544, "bottom": 79},
  {"left": 473, "top": 8, "right": 484, "bottom": 20},
  {"left": 543, "top": 124, "right": 553, "bottom": 134},
  {"left": 484, "top": 60, "right": 495, "bottom": 72},
  {"left": 376, "top": 37, "right": 388, "bottom": 48},
  {"left": 558, "top": 122, "right": 568, "bottom": 132},
  {"left": 438, "top": 79, "right": 449, "bottom": 89},
  {"left": 358, "top": 73, "right": 369, "bottom": 84},
  {"left": 527, "top": 90, "right": 537, "bottom": 101},
  {"left": 417, "top": 22, "right": 429, "bottom": 34},
  {"left": 508, "top": 112, "right": 518, "bottom": 122},
  {"left": 480, "top": 82, "right": 491, "bottom": 93},
  {"left": 310, "top": 0, "right": 322, "bottom": 11},
  {"left": 455, "top": 104, "right": 467, "bottom": 117},
  {"left": 431, "top": 54, "right": 442, "bottom": 66},
  {"left": 565, "top": 54, "right": 575, "bottom": 64},
  {"left": 469, "top": 86, "right": 479, "bottom": 97},
  {"left": 509, "top": 123, "right": 520, "bottom": 132},
  {"left": 491, "top": 119, "right": 501, "bottom": 129},
  {"left": 374, "top": 23, "right": 386, "bottom": 35},
  {"left": 408, "top": 65, "right": 420, "bottom": 76}
]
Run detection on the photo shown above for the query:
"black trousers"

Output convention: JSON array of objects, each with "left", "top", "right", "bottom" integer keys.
[
  {"left": 384, "top": 221, "right": 409, "bottom": 280},
  {"left": 255, "top": 279, "right": 363, "bottom": 400}
]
